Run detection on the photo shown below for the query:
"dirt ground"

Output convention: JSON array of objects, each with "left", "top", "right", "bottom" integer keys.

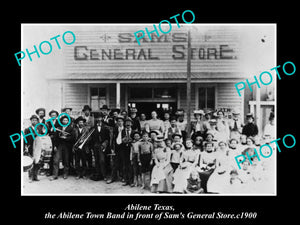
[{"left": 22, "top": 173, "right": 152, "bottom": 195}]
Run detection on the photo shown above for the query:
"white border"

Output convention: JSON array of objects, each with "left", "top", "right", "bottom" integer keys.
[{"left": 21, "top": 23, "right": 277, "bottom": 196}]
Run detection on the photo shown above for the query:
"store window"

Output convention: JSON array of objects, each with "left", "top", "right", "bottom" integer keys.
[
  {"left": 198, "top": 87, "right": 215, "bottom": 109},
  {"left": 90, "top": 87, "right": 107, "bottom": 110}
]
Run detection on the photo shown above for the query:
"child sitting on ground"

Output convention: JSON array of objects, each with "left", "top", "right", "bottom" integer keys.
[{"left": 184, "top": 170, "right": 204, "bottom": 194}]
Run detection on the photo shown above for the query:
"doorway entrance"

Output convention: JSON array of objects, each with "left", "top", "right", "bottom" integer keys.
[{"left": 128, "top": 85, "right": 178, "bottom": 119}]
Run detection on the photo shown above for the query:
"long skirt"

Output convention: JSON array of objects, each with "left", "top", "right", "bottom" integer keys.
[
  {"left": 150, "top": 163, "right": 173, "bottom": 193},
  {"left": 207, "top": 169, "right": 230, "bottom": 193},
  {"left": 172, "top": 163, "right": 196, "bottom": 193}
]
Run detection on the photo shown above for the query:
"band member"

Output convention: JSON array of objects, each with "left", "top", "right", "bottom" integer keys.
[
  {"left": 73, "top": 116, "right": 90, "bottom": 179},
  {"left": 129, "top": 107, "right": 141, "bottom": 132},
  {"left": 121, "top": 118, "right": 134, "bottom": 186},
  {"left": 61, "top": 106, "right": 75, "bottom": 173},
  {"left": 90, "top": 112, "right": 110, "bottom": 181},
  {"left": 107, "top": 115, "right": 125, "bottom": 184},
  {"left": 100, "top": 105, "right": 114, "bottom": 127},
  {"left": 82, "top": 105, "right": 94, "bottom": 129},
  {"left": 61, "top": 106, "right": 75, "bottom": 127},
  {"left": 24, "top": 115, "right": 39, "bottom": 182},
  {"left": 46, "top": 110, "right": 60, "bottom": 176},
  {"left": 81, "top": 105, "right": 94, "bottom": 173},
  {"left": 35, "top": 108, "right": 47, "bottom": 135},
  {"left": 35, "top": 108, "right": 46, "bottom": 124},
  {"left": 110, "top": 108, "right": 121, "bottom": 126},
  {"left": 51, "top": 115, "right": 74, "bottom": 180}
]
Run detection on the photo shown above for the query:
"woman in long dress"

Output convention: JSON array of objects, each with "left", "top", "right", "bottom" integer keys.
[
  {"left": 150, "top": 137, "right": 173, "bottom": 193},
  {"left": 207, "top": 141, "right": 232, "bottom": 193},
  {"left": 172, "top": 139, "right": 200, "bottom": 193}
]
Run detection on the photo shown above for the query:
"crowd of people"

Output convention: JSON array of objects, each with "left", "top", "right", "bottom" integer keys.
[{"left": 23, "top": 104, "right": 275, "bottom": 194}]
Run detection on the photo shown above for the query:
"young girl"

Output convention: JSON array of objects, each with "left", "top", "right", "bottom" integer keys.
[
  {"left": 138, "top": 132, "right": 153, "bottom": 189},
  {"left": 184, "top": 170, "right": 204, "bottom": 194},
  {"left": 150, "top": 136, "right": 173, "bottom": 193},
  {"left": 170, "top": 143, "right": 183, "bottom": 172},
  {"left": 130, "top": 131, "right": 142, "bottom": 187},
  {"left": 173, "top": 139, "right": 200, "bottom": 193}
]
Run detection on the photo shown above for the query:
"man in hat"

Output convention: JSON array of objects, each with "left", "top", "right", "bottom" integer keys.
[
  {"left": 228, "top": 109, "right": 243, "bottom": 140},
  {"left": 120, "top": 117, "right": 134, "bottom": 186},
  {"left": 164, "top": 116, "right": 182, "bottom": 140},
  {"left": 24, "top": 115, "right": 39, "bottom": 182},
  {"left": 35, "top": 108, "right": 47, "bottom": 135},
  {"left": 242, "top": 113, "right": 258, "bottom": 138},
  {"left": 82, "top": 105, "right": 95, "bottom": 173},
  {"left": 129, "top": 107, "right": 141, "bottom": 132},
  {"left": 90, "top": 112, "right": 110, "bottom": 181},
  {"left": 35, "top": 108, "right": 46, "bottom": 124},
  {"left": 73, "top": 116, "right": 89, "bottom": 179},
  {"left": 61, "top": 106, "right": 75, "bottom": 128},
  {"left": 82, "top": 105, "right": 94, "bottom": 129},
  {"left": 100, "top": 105, "right": 114, "bottom": 127},
  {"left": 107, "top": 115, "right": 125, "bottom": 184},
  {"left": 46, "top": 110, "right": 60, "bottom": 176},
  {"left": 51, "top": 115, "right": 74, "bottom": 180}
]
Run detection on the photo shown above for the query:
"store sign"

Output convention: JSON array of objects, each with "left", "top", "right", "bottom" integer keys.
[{"left": 73, "top": 32, "right": 237, "bottom": 61}]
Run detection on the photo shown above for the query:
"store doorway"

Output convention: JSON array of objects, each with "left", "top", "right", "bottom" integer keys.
[{"left": 128, "top": 102, "right": 177, "bottom": 119}]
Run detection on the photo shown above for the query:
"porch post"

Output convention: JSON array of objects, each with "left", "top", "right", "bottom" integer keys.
[{"left": 116, "top": 82, "right": 120, "bottom": 109}]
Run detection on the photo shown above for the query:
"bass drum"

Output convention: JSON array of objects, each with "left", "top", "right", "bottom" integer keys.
[
  {"left": 33, "top": 135, "right": 53, "bottom": 164},
  {"left": 23, "top": 155, "right": 33, "bottom": 172}
]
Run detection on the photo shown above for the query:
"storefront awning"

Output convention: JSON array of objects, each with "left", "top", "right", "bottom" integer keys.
[{"left": 48, "top": 72, "right": 245, "bottom": 82}]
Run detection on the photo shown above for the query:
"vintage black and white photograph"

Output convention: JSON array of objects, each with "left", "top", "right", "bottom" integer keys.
[{"left": 21, "top": 24, "right": 276, "bottom": 195}]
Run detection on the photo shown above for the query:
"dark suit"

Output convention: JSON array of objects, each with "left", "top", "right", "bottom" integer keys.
[
  {"left": 53, "top": 125, "right": 74, "bottom": 177},
  {"left": 121, "top": 128, "right": 134, "bottom": 184},
  {"left": 91, "top": 124, "right": 110, "bottom": 179},
  {"left": 73, "top": 126, "right": 90, "bottom": 176}
]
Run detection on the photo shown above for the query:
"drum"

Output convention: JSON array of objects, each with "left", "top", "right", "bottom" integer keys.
[
  {"left": 33, "top": 136, "right": 53, "bottom": 164},
  {"left": 23, "top": 155, "right": 33, "bottom": 172}
]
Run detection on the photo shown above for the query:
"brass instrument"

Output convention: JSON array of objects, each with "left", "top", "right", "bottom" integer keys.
[
  {"left": 56, "top": 128, "right": 71, "bottom": 139},
  {"left": 74, "top": 128, "right": 95, "bottom": 151}
]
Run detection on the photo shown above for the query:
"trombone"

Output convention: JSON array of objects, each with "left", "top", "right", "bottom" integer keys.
[{"left": 73, "top": 128, "right": 95, "bottom": 151}]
